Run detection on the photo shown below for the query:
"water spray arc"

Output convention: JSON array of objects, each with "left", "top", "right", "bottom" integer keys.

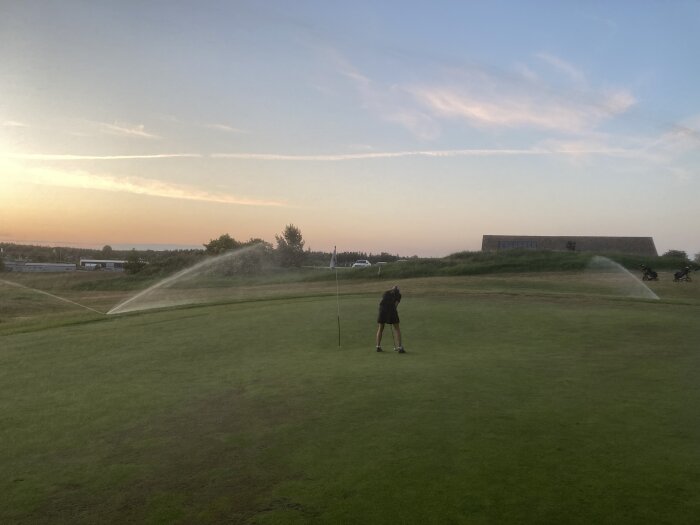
[
  {"left": 586, "top": 256, "right": 660, "bottom": 300},
  {"left": 107, "top": 244, "right": 270, "bottom": 315},
  {"left": 0, "top": 279, "right": 105, "bottom": 314}
]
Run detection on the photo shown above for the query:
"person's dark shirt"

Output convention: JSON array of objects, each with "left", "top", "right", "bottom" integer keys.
[{"left": 380, "top": 289, "right": 401, "bottom": 308}]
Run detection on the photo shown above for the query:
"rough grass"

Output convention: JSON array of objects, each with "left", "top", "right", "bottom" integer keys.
[{"left": 1, "top": 270, "right": 700, "bottom": 523}]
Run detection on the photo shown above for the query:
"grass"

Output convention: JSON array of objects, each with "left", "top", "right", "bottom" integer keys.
[
  {"left": 1, "top": 268, "right": 699, "bottom": 523},
  {"left": 322, "top": 250, "right": 697, "bottom": 281}
]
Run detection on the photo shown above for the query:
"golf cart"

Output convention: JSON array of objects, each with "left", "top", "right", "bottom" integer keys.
[
  {"left": 640, "top": 265, "right": 658, "bottom": 281},
  {"left": 673, "top": 266, "right": 693, "bottom": 282}
]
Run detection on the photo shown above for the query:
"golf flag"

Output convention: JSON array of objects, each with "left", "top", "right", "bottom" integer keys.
[{"left": 330, "top": 246, "right": 337, "bottom": 269}]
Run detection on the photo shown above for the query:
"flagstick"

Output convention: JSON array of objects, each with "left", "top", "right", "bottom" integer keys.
[
  {"left": 330, "top": 245, "right": 341, "bottom": 348},
  {"left": 335, "top": 267, "right": 341, "bottom": 347}
]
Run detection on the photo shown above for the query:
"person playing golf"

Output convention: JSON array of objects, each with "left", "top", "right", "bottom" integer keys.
[{"left": 376, "top": 285, "right": 405, "bottom": 353}]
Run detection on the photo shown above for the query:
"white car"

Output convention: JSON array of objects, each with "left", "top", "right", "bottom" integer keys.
[{"left": 352, "top": 259, "right": 372, "bottom": 268}]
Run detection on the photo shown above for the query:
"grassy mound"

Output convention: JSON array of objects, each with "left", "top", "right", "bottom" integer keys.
[{"left": 338, "top": 249, "right": 694, "bottom": 281}]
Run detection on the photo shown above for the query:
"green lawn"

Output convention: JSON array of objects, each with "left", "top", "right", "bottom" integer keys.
[{"left": 1, "top": 272, "right": 699, "bottom": 523}]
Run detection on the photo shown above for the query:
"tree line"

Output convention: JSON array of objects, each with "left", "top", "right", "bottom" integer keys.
[
  {"left": 0, "top": 224, "right": 412, "bottom": 275},
  {"left": 3, "top": 232, "right": 696, "bottom": 275}
]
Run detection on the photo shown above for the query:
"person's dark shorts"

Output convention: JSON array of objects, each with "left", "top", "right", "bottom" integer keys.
[{"left": 377, "top": 307, "right": 399, "bottom": 324}]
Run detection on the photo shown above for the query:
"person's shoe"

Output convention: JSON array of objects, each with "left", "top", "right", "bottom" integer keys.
[
  {"left": 397, "top": 346, "right": 406, "bottom": 353},
  {"left": 376, "top": 346, "right": 383, "bottom": 352}
]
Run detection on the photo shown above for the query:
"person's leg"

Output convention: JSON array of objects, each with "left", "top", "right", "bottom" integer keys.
[
  {"left": 393, "top": 323, "right": 402, "bottom": 348},
  {"left": 376, "top": 323, "right": 385, "bottom": 348}
]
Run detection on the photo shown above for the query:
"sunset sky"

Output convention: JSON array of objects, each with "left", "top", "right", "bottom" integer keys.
[{"left": 1, "top": 1, "right": 699, "bottom": 257}]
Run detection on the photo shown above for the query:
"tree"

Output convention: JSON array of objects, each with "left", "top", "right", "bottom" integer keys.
[
  {"left": 275, "top": 224, "right": 306, "bottom": 267},
  {"left": 662, "top": 250, "right": 689, "bottom": 260},
  {"left": 244, "top": 238, "right": 273, "bottom": 251},
  {"left": 695, "top": 252, "right": 700, "bottom": 265},
  {"left": 124, "top": 249, "right": 146, "bottom": 274},
  {"left": 204, "top": 234, "right": 241, "bottom": 255},
  {"left": 102, "top": 245, "right": 114, "bottom": 258}
]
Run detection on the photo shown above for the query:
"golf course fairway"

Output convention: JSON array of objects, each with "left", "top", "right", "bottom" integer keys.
[{"left": 1, "top": 273, "right": 699, "bottom": 523}]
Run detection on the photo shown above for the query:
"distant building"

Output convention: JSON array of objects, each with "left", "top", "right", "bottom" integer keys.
[
  {"left": 482, "top": 235, "right": 658, "bottom": 257},
  {"left": 79, "top": 259, "right": 127, "bottom": 271},
  {"left": 4, "top": 261, "right": 77, "bottom": 272},
  {"left": 2, "top": 260, "right": 25, "bottom": 272}
]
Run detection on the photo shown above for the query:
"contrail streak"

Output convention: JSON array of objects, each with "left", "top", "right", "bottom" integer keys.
[
  {"left": 2, "top": 153, "right": 201, "bottom": 160},
  {"left": 212, "top": 149, "right": 543, "bottom": 160},
  {"left": 211, "top": 147, "right": 637, "bottom": 161}
]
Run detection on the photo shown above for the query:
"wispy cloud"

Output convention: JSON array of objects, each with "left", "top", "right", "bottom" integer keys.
[
  {"left": 536, "top": 116, "right": 700, "bottom": 165},
  {"left": 406, "top": 52, "right": 636, "bottom": 134},
  {"left": 410, "top": 84, "right": 635, "bottom": 134},
  {"left": 153, "top": 114, "right": 248, "bottom": 133},
  {"left": 2, "top": 120, "right": 28, "bottom": 128},
  {"left": 333, "top": 54, "right": 440, "bottom": 140},
  {"left": 535, "top": 52, "right": 586, "bottom": 84},
  {"left": 2, "top": 152, "right": 201, "bottom": 161},
  {"left": 383, "top": 108, "right": 441, "bottom": 141},
  {"left": 2, "top": 161, "right": 284, "bottom": 207},
  {"left": 649, "top": 118, "right": 700, "bottom": 153},
  {"left": 100, "top": 121, "right": 160, "bottom": 139},
  {"left": 536, "top": 138, "right": 659, "bottom": 162},
  {"left": 514, "top": 63, "right": 539, "bottom": 83},
  {"left": 202, "top": 123, "right": 248, "bottom": 134},
  {"left": 332, "top": 50, "right": 635, "bottom": 138}
]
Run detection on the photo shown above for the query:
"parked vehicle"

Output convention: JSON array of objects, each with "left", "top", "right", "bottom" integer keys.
[
  {"left": 640, "top": 265, "right": 658, "bottom": 281},
  {"left": 673, "top": 266, "right": 693, "bottom": 282},
  {"left": 352, "top": 260, "right": 371, "bottom": 268}
]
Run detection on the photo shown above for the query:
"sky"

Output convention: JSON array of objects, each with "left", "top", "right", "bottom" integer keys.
[{"left": 1, "top": 1, "right": 699, "bottom": 257}]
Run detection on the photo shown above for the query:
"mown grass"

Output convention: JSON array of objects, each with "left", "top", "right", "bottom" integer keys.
[
  {"left": 2, "top": 263, "right": 698, "bottom": 332},
  {"left": 3, "top": 249, "right": 693, "bottom": 296},
  {"left": 1, "top": 271, "right": 699, "bottom": 523}
]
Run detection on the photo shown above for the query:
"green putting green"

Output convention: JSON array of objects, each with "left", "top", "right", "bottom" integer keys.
[{"left": 1, "top": 273, "right": 699, "bottom": 523}]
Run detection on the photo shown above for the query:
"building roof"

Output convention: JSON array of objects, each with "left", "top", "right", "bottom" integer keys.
[
  {"left": 482, "top": 235, "right": 658, "bottom": 257},
  {"left": 79, "top": 259, "right": 127, "bottom": 264}
]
